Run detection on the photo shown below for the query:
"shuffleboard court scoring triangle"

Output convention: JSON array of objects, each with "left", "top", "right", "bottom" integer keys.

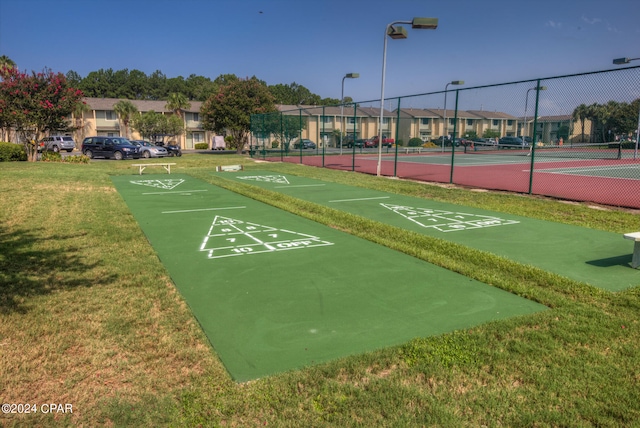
[
  {"left": 237, "top": 175, "right": 290, "bottom": 184},
  {"left": 200, "top": 215, "right": 333, "bottom": 259},
  {"left": 130, "top": 178, "right": 185, "bottom": 190},
  {"left": 381, "top": 203, "right": 519, "bottom": 232}
]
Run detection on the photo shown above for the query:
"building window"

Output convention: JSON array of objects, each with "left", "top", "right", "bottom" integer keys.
[
  {"left": 493, "top": 119, "right": 499, "bottom": 126},
  {"left": 322, "top": 116, "right": 333, "bottom": 123},
  {"left": 193, "top": 133, "right": 202, "bottom": 142},
  {"left": 507, "top": 120, "right": 513, "bottom": 126},
  {"left": 421, "top": 118, "right": 430, "bottom": 125},
  {"left": 106, "top": 111, "right": 116, "bottom": 120},
  {"left": 449, "top": 118, "right": 455, "bottom": 126},
  {"left": 347, "top": 117, "right": 356, "bottom": 124},
  {"left": 192, "top": 112, "right": 199, "bottom": 122},
  {"left": 466, "top": 119, "right": 473, "bottom": 126}
]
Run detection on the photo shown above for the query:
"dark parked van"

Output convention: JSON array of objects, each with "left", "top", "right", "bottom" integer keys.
[{"left": 81, "top": 136, "right": 140, "bottom": 160}]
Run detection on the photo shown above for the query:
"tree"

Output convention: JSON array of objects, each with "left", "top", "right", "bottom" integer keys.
[
  {"left": 268, "top": 82, "right": 322, "bottom": 105},
  {"left": 131, "top": 110, "right": 184, "bottom": 143},
  {"left": 201, "top": 77, "right": 276, "bottom": 153},
  {"left": 72, "top": 102, "right": 92, "bottom": 145},
  {"left": 113, "top": 99, "right": 138, "bottom": 138},
  {"left": 131, "top": 110, "right": 162, "bottom": 140},
  {"left": 0, "top": 67, "right": 84, "bottom": 161},
  {"left": 483, "top": 129, "right": 500, "bottom": 139},
  {"left": 165, "top": 92, "right": 191, "bottom": 148},
  {"left": 0, "top": 56, "right": 17, "bottom": 80},
  {"left": 572, "top": 103, "right": 589, "bottom": 143}
]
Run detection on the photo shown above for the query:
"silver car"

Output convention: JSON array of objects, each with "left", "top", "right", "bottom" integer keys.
[
  {"left": 39, "top": 136, "right": 76, "bottom": 152},
  {"left": 130, "top": 140, "right": 169, "bottom": 158}
]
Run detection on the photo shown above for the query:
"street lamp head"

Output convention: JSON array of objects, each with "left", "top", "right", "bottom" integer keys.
[
  {"left": 387, "top": 25, "right": 408, "bottom": 39},
  {"left": 450, "top": 80, "right": 464, "bottom": 85},
  {"left": 613, "top": 57, "right": 630, "bottom": 65},
  {"left": 411, "top": 17, "right": 438, "bottom": 30},
  {"left": 345, "top": 73, "right": 359, "bottom": 79}
]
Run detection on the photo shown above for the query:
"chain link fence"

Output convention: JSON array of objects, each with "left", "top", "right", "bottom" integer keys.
[{"left": 251, "top": 66, "right": 640, "bottom": 209}]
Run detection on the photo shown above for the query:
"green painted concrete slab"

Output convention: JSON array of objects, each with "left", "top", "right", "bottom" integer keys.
[
  {"left": 217, "top": 171, "right": 640, "bottom": 292},
  {"left": 112, "top": 174, "right": 546, "bottom": 381}
]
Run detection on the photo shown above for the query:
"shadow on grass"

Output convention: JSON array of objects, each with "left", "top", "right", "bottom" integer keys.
[{"left": 0, "top": 224, "right": 117, "bottom": 314}]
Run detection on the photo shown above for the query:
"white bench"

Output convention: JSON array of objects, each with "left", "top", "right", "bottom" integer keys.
[
  {"left": 623, "top": 232, "right": 640, "bottom": 269},
  {"left": 132, "top": 163, "right": 176, "bottom": 175},
  {"left": 404, "top": 147, "right": 423, "bottom": 154}
]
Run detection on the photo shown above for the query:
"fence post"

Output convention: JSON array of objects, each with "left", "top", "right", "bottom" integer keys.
[
  {"left": 528, "top": 80, "right": 543, "bottom": 194},
  {"left": 449, "top": 89, "right": 460, "bottom": 184}
]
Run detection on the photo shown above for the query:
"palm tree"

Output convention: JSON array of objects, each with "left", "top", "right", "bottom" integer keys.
[
  {"left": 113, "top": 100, "right": 138, "bottom": 139},
  {"left": 0, "top": 55, "right": 16, "bottom": 79},
  {"left": 165, "top": 93, "right": 191, "bottom": 148},
  {"left": 72, "top": 102, "right": 92, "bottom": 146},
  {"left": 572, "top": 103, "right": 589, "bottom": 143}
]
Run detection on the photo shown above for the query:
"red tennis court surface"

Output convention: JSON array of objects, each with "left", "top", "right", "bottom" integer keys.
[{"left": 271, "top": 152, "right": 640, "bottom": 209}]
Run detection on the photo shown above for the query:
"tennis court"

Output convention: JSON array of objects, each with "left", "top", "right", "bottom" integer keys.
[
  {"left": 111, "top": 174, "right": 545, "bottom": 381},
  {"left": 217, "top": 170, "right": 640, "bottom": 292},
  {"left": 277, "top": 143, "right": 640, "bottom": 208}
]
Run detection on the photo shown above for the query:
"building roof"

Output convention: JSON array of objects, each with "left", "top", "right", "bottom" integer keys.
[{"left": 83, "top": 97, "right": 203, "bottom": 113}]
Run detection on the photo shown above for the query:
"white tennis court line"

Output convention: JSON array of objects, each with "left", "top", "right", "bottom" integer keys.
[
  {"left": 162, "top": 206, "right": 246, "bottom": 214},
  {"left": 275, "top": 184, "right": 326, "bottom": 188},
  {"left": 143, "top": 190, "right": 208, "bottom": 195},
  {"left": 329, "top": 196, "right": 390, "bottom": 203}
]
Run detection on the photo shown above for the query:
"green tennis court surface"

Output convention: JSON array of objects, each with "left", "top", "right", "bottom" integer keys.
[
  {"left": 216, "top": 171, "right": 640, "bottom": 292},
  {"left": 112, "top": 174, "right": 545, "bottom": 381}
]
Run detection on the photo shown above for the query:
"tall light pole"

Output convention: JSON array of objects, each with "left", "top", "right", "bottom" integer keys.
[
  {"left": 523, "top": 85, "right": 547, "bottom": 143},
  {"left": 340, "top": 73, "right": 359, "bottom": 154},
  {"left": 613, "top": 56, "right": 640, "bottom": 159},
  {"left": 442, "top": 80, "right": 464, "bottom": 152},
  {"left": 377, "top": 17, "right": 438, "bottom": 176}
]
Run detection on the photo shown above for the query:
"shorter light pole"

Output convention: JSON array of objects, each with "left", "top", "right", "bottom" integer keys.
[
  {"left": 340, "top": 73, "right": 359, "bottom": 154},
  {"left": 612, "top": 56, "right": 640, "bottom": 159},
  {"left": 523, "top": 85, "right": 547, "bottom": 143},
  {"left": 442, "top": 80, "right": 464, "bottom": 151}
]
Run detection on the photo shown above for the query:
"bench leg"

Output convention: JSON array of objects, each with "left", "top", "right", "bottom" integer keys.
[{"left": 632, "top": 241, "right": 640, "bottom": 269}]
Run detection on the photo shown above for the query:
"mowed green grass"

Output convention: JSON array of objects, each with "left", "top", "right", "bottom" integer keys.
[{"left": 1, "top": 154, "right": 639, "bottom": 427}]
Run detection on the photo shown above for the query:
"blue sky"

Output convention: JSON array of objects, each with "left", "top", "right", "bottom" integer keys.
[{"left": 1, "top": 0, "right": 639, "bottom": 102}]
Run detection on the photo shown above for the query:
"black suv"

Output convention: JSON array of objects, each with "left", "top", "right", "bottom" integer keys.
[
  {"left": 498, "top": 136, "right": 526, "bottom": 149},
  {"left": 81, "top": 137, "right": 140, "bottom": 160}
]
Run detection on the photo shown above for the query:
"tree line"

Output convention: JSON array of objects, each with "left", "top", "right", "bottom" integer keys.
[
  {"left": 65, "top": 68, "right": 343, "bottom": 106},
  {"left": 572, "top": 100, "right": 640, "bottom": 143}
]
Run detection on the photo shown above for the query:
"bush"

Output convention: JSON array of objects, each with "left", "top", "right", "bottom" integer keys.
[
  {"left": 408, "top": 137, "right": 424, "bottom": 147},
  {"left": 41, "top": 151, "right": 63, "bottom": 162},
  {"left": 41, "top": 151, "right": 90, "bottom": 163},
  {"left": 422, "top": 142, "right": 437, "bottom": 148},
  {"left": 0, "top": 142, "right": 27, "bottom": 161},
  {"left": 194, "top": 143, "right": 209, "bottom": 150}
]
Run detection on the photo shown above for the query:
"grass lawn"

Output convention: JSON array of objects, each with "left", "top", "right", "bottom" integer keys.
[{"left": 1, "top": 154, "right": 639, "bottom": 427}]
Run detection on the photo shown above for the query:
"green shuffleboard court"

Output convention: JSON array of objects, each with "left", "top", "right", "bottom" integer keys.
[
  {"left": 112, "top": 174, "right": 546, "bottom": 381},
  {"left": 216, "top": 171, "right": 640, "bottom": 292}
]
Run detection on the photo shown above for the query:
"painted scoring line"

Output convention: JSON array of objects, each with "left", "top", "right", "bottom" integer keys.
[
  {"left": 329, "top": 196, "right": 391, "bottom": 203},
  {"left": 275, "top": 184, "right": 326, "bottom": 188},
  {"left": 162, "top": 206, "right": 246, "bottom": 214},
  {"left": 143, "top": 190, "right": 209, "bottom": 195}
]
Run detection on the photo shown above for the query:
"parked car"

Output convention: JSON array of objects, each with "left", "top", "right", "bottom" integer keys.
[
  {"left": 498, "top": 136, "right": 526, "bottom": 148},
  {"left": 130, "top": 140, "right": 169, "bottom": 158},
  {"left": 363, "top": 139, "right": 377, "bottom": 148},
  {"left": 38, "top": 136, "right": 75, "bottom": 152},
  {"left": 153, "top": 141, "right": 182, "bottom": 157},
  {"left": 81, "top": 136, "right": 140, "bottom": 160},
  {"left": 293, "top": 139, "right": 316, "bottom": 149},
  {"left": 347, "top": 139, "right": 366, "bottom": 148},
  {"left": 370, "top": 135, "right": 394, "bottom": 147}
]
